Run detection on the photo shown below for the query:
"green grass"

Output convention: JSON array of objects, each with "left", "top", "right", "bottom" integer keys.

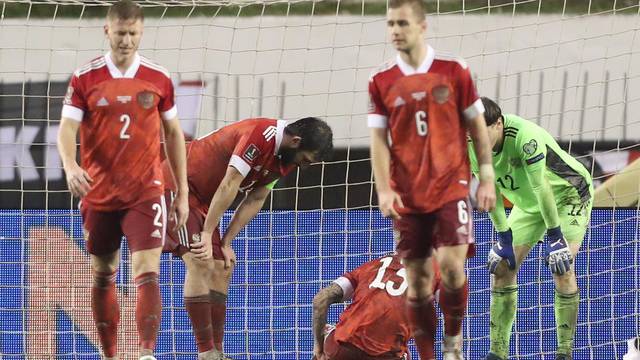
[{"left": 1, "top": 0, "right": 638, "bottom": 19}]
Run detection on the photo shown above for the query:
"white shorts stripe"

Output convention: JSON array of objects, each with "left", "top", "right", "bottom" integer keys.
[{"left": 160, "top": 194, "right": 167, "bottom": 246}]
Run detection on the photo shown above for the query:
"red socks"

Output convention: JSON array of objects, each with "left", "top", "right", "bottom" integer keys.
[
  {"left": 135, "top": 272, "right": 161, "bottom": 351},
  {"left": 406, "top": 296, "right": 437, "bottom": 360},
  {"left": 185, "top": 295, "right": 215, "bottom": 352},
  {"left": 92, "top": 270, "right": 119, "bottom": 358},
  {"left": 210, "top": 290, "right": 227, "bottom": 351},
  {"left": 439, "top": 279, "right": 469, "bottom": 337}
]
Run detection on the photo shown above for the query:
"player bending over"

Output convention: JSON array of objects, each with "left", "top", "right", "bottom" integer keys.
[
  {"left": 313, "top": 253, "right": 441, "bottom": 360},
  {"left": 368, "top": 0, "right": 496, "bottom": 359},
  {"left": 163, "top": 117, "right": 333, "bottom": 360},
  {"left": 468, "top": 97, "right": 593, "bottom": 360},
  {"left": 57, "top": 1, "right": 189, "bottom": 359}
]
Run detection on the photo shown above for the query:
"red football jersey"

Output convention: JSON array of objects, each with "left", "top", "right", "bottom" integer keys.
[
  {"left": 368, "top": 46, "right": 484, "bottom": 214},
  {"left": 61, "top": 53, "right": 177, "bottom": 211},
  {"left": 332, "top": 255, "right": 411, "bottom": 357},
  {"left": 163, "top": 118, "right": 294, "bottom": 215}
]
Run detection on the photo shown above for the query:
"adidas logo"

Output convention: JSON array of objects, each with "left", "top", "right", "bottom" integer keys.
[
  {"left": 97, "top": 97, "right": 109, "bottom": 107},
  {"left": 456, "top": 225, "right": 468, "bottom": 235},
  {"left": 151, "top": 229, "right": 162, "bottom": 238},
  {"left": 393, "top": 96, "right": 405, "bottom": 107},
  {"left": 411, "top": 91, "right": 426, "bottom": 101},
  {"left": 570, "top": 219, "right": 579, "bottom": 226}
]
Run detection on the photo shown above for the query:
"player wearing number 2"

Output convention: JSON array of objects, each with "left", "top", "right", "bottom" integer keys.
[
  {"left": 368, "top": 0, "right": 496, "bottom": 359},
  {"left": 312, "top": 253, "right": 440, "bottom": 360},
  {"left": 56, "top": 1, "right": 189, "bottom": 359},
  {"left": 468, "top": 97, "right": 593, "bottom": 360}
]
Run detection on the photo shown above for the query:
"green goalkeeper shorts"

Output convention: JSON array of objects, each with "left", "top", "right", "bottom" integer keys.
[{"left": 508, "top": 199, "right": 592, "bottom": 246}]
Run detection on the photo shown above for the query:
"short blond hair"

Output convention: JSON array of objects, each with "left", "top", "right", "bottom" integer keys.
[
  {"left": 389, "top": 0, "right": 426, "bottom": 21},
  {"left": 107, "top": 0, "right": 144, "bottom": 22}
]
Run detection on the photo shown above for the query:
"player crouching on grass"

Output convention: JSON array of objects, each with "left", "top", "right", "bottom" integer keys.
[
  {"left": 468, "top": 97, "right": 593, "bottom": 360},
  {"left": 163, "top": 117, "right": 333, "bottom": 360}
]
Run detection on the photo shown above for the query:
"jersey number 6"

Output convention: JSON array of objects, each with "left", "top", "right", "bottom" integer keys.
[
  {"left": 415, "top": 110, "right": 428, "bottom": 136},
  {"left": 369, "top": 256, "right": 408, "bottom": 296}
]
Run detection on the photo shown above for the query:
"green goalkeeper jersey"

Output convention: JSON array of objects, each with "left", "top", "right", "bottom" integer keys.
[{"left": 468, "top": 114, "right": 592, "bottom": 232}]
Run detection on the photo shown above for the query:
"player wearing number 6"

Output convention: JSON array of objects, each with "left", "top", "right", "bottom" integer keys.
[
  {"left": 312, "top": 253, "right": 440, "bottom": 360},
  {"left": 56, "top": 1, "right": 189, "bottom": 359},
  {"left": 467, "top": 97, "right": 593, "bottom": 360},
  {"left": 368, "top": 0, "right": 496, "bottom": 359}
]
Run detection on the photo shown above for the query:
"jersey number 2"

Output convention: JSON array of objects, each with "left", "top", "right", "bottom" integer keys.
[
  {"left": 120, "top": 114, "right": 131, "bottom": 139},
  {"left": 415, "top": 111, "right": 428, "bottom": 136},
  {"left": 369, "top": 257, "right": 408, "bottom": 296}
]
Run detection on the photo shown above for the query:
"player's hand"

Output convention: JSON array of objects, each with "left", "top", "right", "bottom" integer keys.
[
  {"left": 190, "top": 231, "right": 213, "bottom": 260},
  {"left": 377, "top": 188, "right": 404, "bottom": 219},
  {"left": 487, "top": 229, "right": 517, "bottom": 273},
  {"left": 64, "top": 162, "right": 93, "bottom": 198},
  {"left": 170, "top": 190, "right": 189, "bottom": 231},
  {"left": 221, "top": 244, "right": 236, "bottom": 269},
  {"left": 475, "top": 179, "right": 496, "bottom": 212},
  {"left": 544, "top": 227, "right": 573, "bottom": 275}
]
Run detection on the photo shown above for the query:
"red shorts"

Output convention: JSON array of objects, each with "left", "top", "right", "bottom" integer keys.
[
  {"left": 163, "top": 191, "right": 223, "bottom": 260},
  {"left": 324, "top": 331, "right": 404, "bottom": 360},
  {"left": 394, "top": 198, "right": 474, "bottom": 259},
  {"left": 80, "top": 196, "right": 166, "bottom": 256}
]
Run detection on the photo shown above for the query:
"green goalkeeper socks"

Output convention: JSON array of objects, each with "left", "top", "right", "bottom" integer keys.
[
  {"left": 490, "top": 285, "right": 518, "bottom": 359},
  {"left": 555, "top": 290, "right": 579, "bottom": 355}
]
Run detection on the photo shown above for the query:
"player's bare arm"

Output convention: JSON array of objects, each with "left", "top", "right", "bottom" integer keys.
[
  {"left": 312, "top": 283, "right": 344, "bottom": 360},
  {"left": 191, "top": 166, "right": 244, "bottom": 261},
  {"left": 163, "top": 116, "right": 189, "bottom": 230},
  {"left": 218, "top": 185, "right": 271, "bottom": 268},
  {"left": 467, "top": 114, "right": 497, "bottom": 212},
  {"left": 370, "top": 127, "right": 404, "bottom": 219},
  {"left": 57, "top": 117, "right": 93, "bottom": 198}
]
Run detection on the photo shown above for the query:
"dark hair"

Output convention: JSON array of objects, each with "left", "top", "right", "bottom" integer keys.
[
  {"left": 107, "top": 0, "right": 144, "bottom": 22},
  {"left": 388, "top": 0, "right": 426, "bottom": 21},
  {"left": 285, "top": 117, "right": 333, "bottom": 161},
  {"left": 481, "top": 97, "right": 503, "bottom": 126}
]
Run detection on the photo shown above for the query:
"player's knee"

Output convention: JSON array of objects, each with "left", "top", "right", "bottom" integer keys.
[
  {"left": 438, "top": 262, "right": 465, "bottom": 287},
  {"left": 553, "top": 269, "right": 577, "bottom": 293}
]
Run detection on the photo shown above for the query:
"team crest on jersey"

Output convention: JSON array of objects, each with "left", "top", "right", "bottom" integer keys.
[
  {"left": 137, "top": 91, "right": 155, "bottom": 109},
  {"left": 243, "top": 144, "right": 260, "bottom": 162},
  {"left": 523, "top": 139, "right": 538, "bottom": 155},
  {"left": 64, "top": 86, "right": 74, "bottom": 105},
  {"left": 432, "top": 85, "right": 450, "bottom": 104}
]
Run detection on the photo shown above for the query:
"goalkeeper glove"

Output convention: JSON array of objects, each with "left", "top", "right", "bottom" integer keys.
[
  {"left": 544, "top": 226, "right": 573, "bottom": 275},
  {"left": 487, "top": 229, "right": 517, "bottom": 274}
]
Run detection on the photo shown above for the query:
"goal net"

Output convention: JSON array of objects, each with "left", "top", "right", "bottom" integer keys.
[{"left": 0, "top": 0, "right": 639, "bottom": 359}]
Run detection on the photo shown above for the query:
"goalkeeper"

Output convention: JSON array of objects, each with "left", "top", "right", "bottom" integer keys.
[{"left": 468, "top": 97, "right": 593, "bottom": 360}]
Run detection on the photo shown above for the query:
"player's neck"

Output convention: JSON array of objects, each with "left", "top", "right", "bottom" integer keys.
[
  {"left": 398, "top": 45, "right": 427, "bottom": 70},
  {"left": 109, "top": 52, "right": 136, "bottom": 74},
  {"left": 493, "top": 135, "right": 504, "bottom": 153}
]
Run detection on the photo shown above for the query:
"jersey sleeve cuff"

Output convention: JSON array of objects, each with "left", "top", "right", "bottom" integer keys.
[
  {"left": 367, "top": 114, "right": 388, "bottom": 128},
  {"left": 228, "top": 155, "right": 250, "bottom": 177},
  {"left": 333, "top": 276, "right": 354, "bottom": 301},
  {"left": 463, "top": 98, "right": 485, "bottom": 120},
  {"left": 161, "top": 105, "right": 178, "bottom": 121},
  {"left": 61, "top": 105, "right": 84, "bottom": 122}
]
